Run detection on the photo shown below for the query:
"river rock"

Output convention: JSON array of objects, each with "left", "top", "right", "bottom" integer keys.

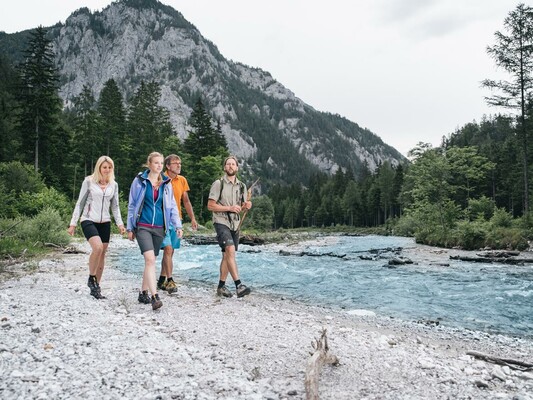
[{"left": 0, "top": 237, "right": 532, "bottom": 399}]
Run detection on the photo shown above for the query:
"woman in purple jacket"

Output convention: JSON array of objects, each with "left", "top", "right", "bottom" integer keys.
[
  {"left": 68, "top": 156, "right": 126, "bottom": 299},
  {"left": 127, "top": 152, "right": 182, "bottom": 310}
]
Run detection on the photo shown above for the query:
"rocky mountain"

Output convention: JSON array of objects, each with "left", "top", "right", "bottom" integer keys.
[{"left": 1, "top": 0, "right": 405, "bottom": 183}]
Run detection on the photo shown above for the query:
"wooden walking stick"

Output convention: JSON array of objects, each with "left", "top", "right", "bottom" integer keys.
[{"left": 237, "top": 178, "right": 260, "bottom": 232}]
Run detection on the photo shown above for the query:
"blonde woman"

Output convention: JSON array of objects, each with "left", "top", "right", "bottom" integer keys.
[
  {"left": 127, "top": 152, "right": 183, "bottom": 311},
  {"left": 68, "top": 156, "right": 126, "bottom": 299}
]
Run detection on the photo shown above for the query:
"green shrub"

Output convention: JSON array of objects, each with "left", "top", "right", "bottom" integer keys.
[
  {"left": 0, "top": 161, "right": 45, "bottom": 195},
  {"left": 415, "top": 225, "right": 460, "bottom": 248},
  {"left": 18, "top": 187, "right": 72, "bottom": 220},
  {"left": 0, "top": 162, "right": 71, "bottom": 220},
  {"left": 391, "top": 214, "right": 418, "bottom": 236},
  {"left": 516, "top": 212, "right": 533, "bottom": 229},
  {"left": 467, "top": 196, "right": 495, "bottom": 221},
  {"left": 454, "top": 220, "right": 487, "bottom": 250},
  {"left": 485, "top": 227, "right": 528, "bottom": 250},
  {"left": 490, "top": 207, "right": 513, "bottom": 228},
  {"left": 19, "top": 207, "right": 70, "bottom": 246},
  {"left": 0, "top": 236, "right": 30, "bottom": 258},
  {"left": 247, "top": 195, "right": 274, "bottom": 231},
  {"left": 0, "top": 183, "right": 20, "bottom": 218}
]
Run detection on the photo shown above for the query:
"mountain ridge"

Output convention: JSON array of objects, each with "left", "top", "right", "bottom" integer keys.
[{"left": 0, "top": 0, "right": 405, "bottom": 184}]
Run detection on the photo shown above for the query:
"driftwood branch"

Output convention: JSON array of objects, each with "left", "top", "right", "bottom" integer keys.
[
  {"left": 467, "top": 350, "right": 533, "bottom": 371},
  {"left": 279, "top": 250, "right": 346, "bottom": 258},
  {"left": 236, "top": 210, "right": 250, "bottom": 233},
  {"left": 305, "top": 328, "right": 339, "bottom": 400},
  {"left": 450, "top": 255, "right": 533, "bottom": 264},
  {"left": 44, "top": 242, "right": 62, "bottom": 248},
  {"left": 62, "top": 246, "right": 85, "bottom": 254},
  {"left": 237, "top": 178, "right": 260, "bottom": 232},
  {"left": 0, "top": 220, "right": 23, "bottom": 238}
]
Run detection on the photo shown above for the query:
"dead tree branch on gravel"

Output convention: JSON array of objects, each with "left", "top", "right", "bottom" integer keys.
[
  {"left": 467, "top": 350, "right": 533, "bottom": 371},
  {"left": 305, "top": 328, "right": 339, "bottom": 400}
]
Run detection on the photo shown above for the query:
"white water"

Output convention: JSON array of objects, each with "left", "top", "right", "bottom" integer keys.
[{"left": 108, "top": 235, "right": 533, "bottom": 338}]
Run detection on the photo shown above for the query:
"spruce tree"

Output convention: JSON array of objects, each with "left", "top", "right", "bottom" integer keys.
[
  {"left": 71, "top": 85, "right": 99, "bottom": 177},
  {"left": 127, "top": 80, "right": 174, "bottom": 173},
  {"left": 181, "top": 99, "right": 229, "bottom": 223},
  {"left": 482, "top": 3, "right": 533, "bottom": 213},
  {"left": 97, "top": 79, "right": 129, "bottom": 191},
  {"left": 98, "top": 79, "right": 127, "bottom": 158},
  {"left": 0, "top": 55, "right": 18, "bottom": 162},
  {"left": 183, "top": 98, "right": 227, "bottom": 158},
  {"left": 17, "top": 26, "right": 62, "bottom": 175}
]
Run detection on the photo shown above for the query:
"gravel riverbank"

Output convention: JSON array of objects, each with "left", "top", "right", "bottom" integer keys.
[{"left": 1, "top": 237, "right": 533, "bottom": 399}]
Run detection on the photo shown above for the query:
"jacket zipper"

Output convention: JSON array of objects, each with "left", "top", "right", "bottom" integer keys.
[
  {"left": 152, "top": 185, "right": 157, "bottom": 226},
  {"left": 135, "top": 178, "right": 146, "bottom": 228},
  {"left": 162, "top": 185, "right": 168, "bottom": 231},
  {"left": 99, "top": 186, "right": 107, "bottom": 223}
]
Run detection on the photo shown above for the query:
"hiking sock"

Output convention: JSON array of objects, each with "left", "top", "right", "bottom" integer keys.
[
  {"left": 234, "top": 280, "right": 241, "bottom": 288},
  {"left": 218, "top": 280, "right": 226, "bottom": 289},
  {"left": 158, "top": 275, "right": 166, "bottom": 286},
  {"left": 167, "top": 277, "right": 174, "bottom": 282},
  {"left": 88, "top": 275, "right": 97, "bottom": 288}
]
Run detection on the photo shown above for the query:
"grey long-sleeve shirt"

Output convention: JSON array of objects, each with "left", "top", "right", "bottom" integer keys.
[{"left": 69, "top": 176, "right": 124, "bottom": 227}]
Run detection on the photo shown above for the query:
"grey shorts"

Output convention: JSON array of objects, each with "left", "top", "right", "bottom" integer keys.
[
  {"left": 214, "top": 223, "right": 239, "bottom": 252},
  {"left": 136, "top": 226, "right": 165, "bottom": 256}
]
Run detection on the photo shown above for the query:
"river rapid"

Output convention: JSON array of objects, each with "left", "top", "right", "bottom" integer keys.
[{"left": 108, "top": 234, "right": 533, "bottom": 338}]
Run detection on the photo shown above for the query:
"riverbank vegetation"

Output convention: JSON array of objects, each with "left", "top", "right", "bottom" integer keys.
[{"left": 2, "top": 4, "right": 533, "bottom": 258}]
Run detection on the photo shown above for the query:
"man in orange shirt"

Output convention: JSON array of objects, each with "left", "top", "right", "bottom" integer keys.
[{"left": 158, "top": 154, "right": 198, "bottom": 293}]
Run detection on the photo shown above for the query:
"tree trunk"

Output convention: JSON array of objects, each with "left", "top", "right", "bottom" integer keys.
[
  {"left": 521, "top": 120, "right": 528, "bottom": 213},
  {"left": 34, "top": 116, "right": 39, "bottom": 172}
]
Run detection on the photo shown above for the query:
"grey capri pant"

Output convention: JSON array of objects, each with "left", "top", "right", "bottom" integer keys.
[{"left": 136, "top": 226, "right": 165, "bottom": 256}]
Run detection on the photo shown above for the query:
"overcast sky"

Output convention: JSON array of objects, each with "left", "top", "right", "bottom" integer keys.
[{"left": 0, "top": 0, "right": 527, "bottom": 155}]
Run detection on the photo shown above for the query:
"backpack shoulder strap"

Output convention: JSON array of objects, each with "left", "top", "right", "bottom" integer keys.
[
  {"left": 239, "top": 182, "right": 245, "bottom": 203},
  {"left": 217, "top": 178, "right": 224, "bottom": 204}
]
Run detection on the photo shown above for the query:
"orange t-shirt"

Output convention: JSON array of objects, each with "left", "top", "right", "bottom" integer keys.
[{"left": 170, "top": 175, "right": 190, "bottom": 219}]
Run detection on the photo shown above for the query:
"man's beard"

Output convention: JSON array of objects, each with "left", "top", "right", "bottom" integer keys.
[{"left": 226, "top": 169, "right": 236, "bottom": 176}]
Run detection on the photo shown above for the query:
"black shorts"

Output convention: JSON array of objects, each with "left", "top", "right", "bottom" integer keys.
[
  {"left": 81, "top": 220, "right": 111, "bottom": 243},
  {"left": 214, "top": 223, "right": 239, "bottom": 252}
]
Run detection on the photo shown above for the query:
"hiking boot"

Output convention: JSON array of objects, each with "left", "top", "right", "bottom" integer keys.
[
  {"left": 88, "top": 276, "right": 105, "bottom": 299},
  {"left": 151, "top": 293, "right": 163, "bottom": 310},
  {"left": 138, "top": 290, "right": 151, "bottom": 304},
  {"left": 157, "top": 278, "right": 167, "bottom": 291},
  {"left": 216, "top": 285, "right": 233, "bottom": 298},
  {"left": 166, "top": 278, "right": 177, "bottom": 294},
  {"left": 90, "top": 285, "right": 106, "bottom": 299},
  {"left": 87, "top": 275, "right": 97, "bottom": 290},
  {"left": 236, "top": 284, "right": 251, "bottom": 298}
]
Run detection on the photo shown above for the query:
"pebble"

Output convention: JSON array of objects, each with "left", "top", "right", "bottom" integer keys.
[
  {"left": 491, "top": 366, "right": 507, "bottom": 381},
  {"left": 0, "top": 239, "right": 532, "bottom": 399}
]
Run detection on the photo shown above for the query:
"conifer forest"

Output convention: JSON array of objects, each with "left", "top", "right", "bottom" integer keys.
[{"left": 2, "top": 4, "right": 533, "bottom": 255}]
